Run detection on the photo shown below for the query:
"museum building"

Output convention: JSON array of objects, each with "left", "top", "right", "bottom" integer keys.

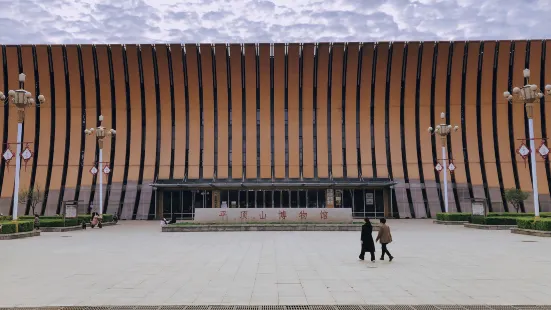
[{"left": 0, "top": 41, "right": 550, "bottom": 220}]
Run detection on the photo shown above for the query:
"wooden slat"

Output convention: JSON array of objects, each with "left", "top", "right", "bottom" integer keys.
[
  {"left": 432, "top": 42, "right": 449, "bottom": 206},
  {"left": 244, "top": 44, "right": 257, "bottom": 179},
  {"left": 288, "top": 44, "right": 300, "bottom": 178},
  {"left": 200, "top": 44, "right": 215, "bottom": 179},
  {"left": 344, "top": 43, "right": 359, "bottom": 178},
  {"left": 108, "top": 45, "right": 127, "bottom": 207},
  {"left": 373, "top": 43, "right": 389, "bottom": 177},
  {"left": 480, "top": 42, "right": 501, "bottom": 201},
  {"left": 20, "top": 46, "right": 37, "bottom": 200},
  {"left": 512, "top": 42, "right": 533, "bottom": 204},
  {"left": 316, "top": 43, "right": 329, "bottom": 178},
  {"left": 125, "top": 45, "right": 142, "bottom": 189},
  {"left": 330, "top": 43, "right": 344, "bottom": 178},
  {"left": 215, "top": 44, "right": 229, "bottom": 179},
  {"left": 259, "top": 44, "right": 271, "bottom": 179},
  {"left": 1, "top": 46, "right": 21, "bottom": 201},
  {"left": 302, "top": 44, "right": 315, "bottom": 178},
  {"left": 389, "top": 43, "right": 405, "bottom": 179},
  {"left": 185, "top": 44, "right": 201, "bottom": 179},
  {"left": 155, "top": 45, "right": 172, "bottom": 180},
  {"left": 359, "top": 44, "right": 374, "bottom": 178},
  {"left": 170, "top": 45, "right": 186, "bottom": 179},
  {"left": 273, "top": 44, "right": 286, "bottom": 178},
  {"left": 229, "top": 44, "right": 243, "bottom": 179}
]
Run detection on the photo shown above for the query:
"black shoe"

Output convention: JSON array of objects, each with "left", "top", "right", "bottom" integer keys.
[
  {"left": 380, "top": 257, "right": 384, "bottom": 261},
  {"left": 389, "top": 256, "right": 394, "bottom": 262},
  {"left": 359, "top": 255, "right": 364, "bottom": 261}
]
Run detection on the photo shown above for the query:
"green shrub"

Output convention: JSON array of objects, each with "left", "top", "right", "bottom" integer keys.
[
  {"left": 0, "top": 216, "right": 11, "bottom": 222},
  {"left": 534, "top": 219, "right": 551, "bottom": 231},
  {"left": 470, "top": 215, "right": 485, "bottom": 224},
  {"left": 484, "top": 217, "right": 518, "bottom": 225},
  {"left": 0, "top": 221, "right": 34, "bottom": 234},
  {"left": 436, "top": 213, "right": 471, "bottom": 222},
  {"left": 38, "top": 218, "right": 79, "bottom": 227},
  {"left": 517, "top": 217, "right": 535, "bottom": 230},
  {"left": 488, "top": 212, "right": 551, "bottom": 218}
]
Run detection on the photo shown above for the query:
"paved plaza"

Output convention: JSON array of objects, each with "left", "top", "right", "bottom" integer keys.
[{"left": 1, "top": 220, "right": 551, "bottom": 307}]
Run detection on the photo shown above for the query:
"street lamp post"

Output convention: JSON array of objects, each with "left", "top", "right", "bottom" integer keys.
[
  {"left": 428, "top": 112, "right": 459, "bottom": 213},
  {"left": 503, "top": 68, "right": 551, "bottom": 218},
  {"left": 0, "top": 73, "right": 46, "bottom": 220},
  {"left": 84, "top": 115, "right": 115, "bottom": 215}
]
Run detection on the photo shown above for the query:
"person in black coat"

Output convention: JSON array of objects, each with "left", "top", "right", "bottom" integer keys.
[{"left": 359, "top": 218, "right": 376, "bottom": 262}]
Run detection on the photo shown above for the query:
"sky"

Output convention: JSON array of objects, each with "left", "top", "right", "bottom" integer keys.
[{"left": 0, "top": 0, "right": 550, "bottom": 44}]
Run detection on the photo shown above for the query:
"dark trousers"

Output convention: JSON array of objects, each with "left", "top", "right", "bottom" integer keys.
[
  {"left": 381, "top": 243, "right": 392, "bottom": 259},
  {"left": 359, "top": 248, "right": 375, "bottom": 261}
]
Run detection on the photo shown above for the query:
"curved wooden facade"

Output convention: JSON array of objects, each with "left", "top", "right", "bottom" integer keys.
[{"left": 1, "top": 41, "right": 551, "bottom": 219}]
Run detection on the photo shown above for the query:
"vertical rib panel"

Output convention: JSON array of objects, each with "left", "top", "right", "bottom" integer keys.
[
  {"left": 229, "top": 44, "right": 243, "bottom": 179},
  {"left": 156, "top": 45, "right": 172, "bottom": 180},
  {"left": 480, "top": 42, "right": 500, "bottom": 209},
  {"left": 55, "top": 46, "right": 71, "bottom": 213},
  {"left": 329, "top": 43, "right": 344, "bottom": 178},
  {"left": 244, "top": 44, "right": 256, "bottom": 179},
  {"left": 0, "top": 46, "right": 6, "bottom": 214},
  {"left": 316, "top": 44, "right": 330, "bottom": 178},
  {"left": 86, "top": 46, "right": 102, "bottom": 212},
  {"left": 302, "top": 44, "right": 315, "bottom": 179},
  {"left": 359, "top": 43, "right": 374, "bottom": 178},
  {"left": 185, "top": 44, "right": 201, "bottom": 179},
  {"left": 463, "top": 43, "right": 485, "bottom": 203},
  {"left": 528, "top": 42, "right": 549, "bottom": 203},
  {"left": 273, "top": 44, "right": 286, "bottom": 178},
  {"left": 19, "top": 46, "right": 38, "bottom": 215},
  {"left": 215, "top": 44, "right": 229, "bottom": 179},
  {"left": 102, "top": 46, "right": 117, "bottom": 213},
  {"left": 107, "top": 45, "right": 126, "bottom": 213},
  {"left": 511, "top": 41, "right": 532, "bottom": 210},
  {"left": 170, "top": 45, "right": 186, "bottom": 179},
  {"left": 200, "top": 44, "right": 215, "bottom": 179},
  {"left": 345, "top": 43, "right": 359, "bottom": 178},
  {"left": 541, "top": 42, "right": 551, "bottom": 206},
  {"left": 94, "top": 46, "right": 113, "bottom": 212},
  {"left": 373, "top": 43, "right": 388, "bottom": 177},
  {"left": 388, "top": 43, "right": 405, "bottom": 217},
  {"left": 418, "top": 43, "right": 437, "bottom": 217},
  {"left": 259, "top": 44, "right": 271, "bottom": 179},
  {"left": 288, "top": 44, "right": 301, "bottom": 178},
  {"left": 137, "top": 46, "right": 156, "bottom": 218}
]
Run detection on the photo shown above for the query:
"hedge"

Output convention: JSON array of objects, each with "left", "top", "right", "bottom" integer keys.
[
  {"left": 38, "top": 218, "right": 79, "bottom": 227},
  {"left": 517, "top": 217, "right": 551, "bottom": 231},
  {"left": 488, "top": 212, "right": 551, "bottom": 218},
  {"left": 436, "top": 213, "right": 471, "bottom": 222},
  {"left": 0, "top": 221, "right": 34, "bottom": 234},
  {"left": 20, "top": 214, "right": 114, "bottom": 223},
  {"left": 470, "top": 216, "right": 518, "bottom": 225}
]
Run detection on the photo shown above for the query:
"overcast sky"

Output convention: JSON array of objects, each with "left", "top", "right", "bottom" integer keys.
[{"left": 0, "top": 0, "right": 550, "bottom": 44}]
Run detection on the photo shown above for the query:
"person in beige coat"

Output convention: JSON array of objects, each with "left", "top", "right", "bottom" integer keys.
[{"left": 375, "top": 218, "right": 393, "bottom": 261}]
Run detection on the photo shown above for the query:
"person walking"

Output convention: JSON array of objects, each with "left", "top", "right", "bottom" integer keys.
[
  {"left": 359, "top": 218, "right": 376, "bottom": 262},
  {"left": 375, "top": 218, "right": 394, "bottom": 262}
]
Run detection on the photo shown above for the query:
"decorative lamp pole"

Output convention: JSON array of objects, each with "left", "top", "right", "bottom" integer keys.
[
  {"left": 0, "top": 73, "right": 46, "bottom": 220},
  {"left": 84, "top": 115, "right": 115, "bottom": 215},
  {"left": 503, "top": 68, "right": 551, "bottom": 218},
  {"left": 428, "top": 112, "right": 459, "bottom": 213}
]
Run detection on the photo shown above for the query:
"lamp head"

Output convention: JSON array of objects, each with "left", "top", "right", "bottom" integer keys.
[
  {"left": 523, "top": 68, "right": 531, "bottom": 78},
  {"left": 440, "top": 112, "right": 445, "bottom": 119},
  {"left": 99, "top": 115, "right": 104, "bottom": 122},
  {"left": 513, "top": 87, "right": 520, "bottom": 94},
  {"left": 454, "top": 126, "right": 459, "bottom": 132},
  {"left": 8, "top": 90, "right": 15, "bottom": 97},
  {"left": 37, "top": 95, "right": 45, "bottom": 103},
  {"left": 503, "top": 91, "right": 511, "bottom": 98},
  {"left": 530, "top": 84, "right": 538, "bottom": 91},
  {"left": 24, "top": 92, "right": 31, "bottom": 99},
  {"left": 0, "top": 92, "right": 4, "bottom": 101},
  {"left": 18, "top": 73, "right": 26, "bottom": 83},
  {"left": 428, "top": 127, "right": 433, "bottom": 132}
]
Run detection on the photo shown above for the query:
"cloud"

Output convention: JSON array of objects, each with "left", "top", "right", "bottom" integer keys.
[{"left": 0, "top": 0, "right": 550, "bottom": 44}]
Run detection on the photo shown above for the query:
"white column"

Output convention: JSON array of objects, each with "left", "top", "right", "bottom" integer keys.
[
  {"left": 99, "top": 148, "right": 103, "bottom": 215},
  {"left": 528, "top": 118, "right": 540, "bottom": 217},
  {"left": 442, "top": 144, "right": 448, "bottom": 213},
  {"left": 12, "top": 123, "right": 23, "bottom": 220}
]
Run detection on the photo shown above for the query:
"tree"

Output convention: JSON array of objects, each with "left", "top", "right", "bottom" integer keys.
[
  {"left": 504, "top": 188, "right": 529, "bottom": 213},
  {"left": 19, "top": 185, "right": 43, "bottom": 216}
]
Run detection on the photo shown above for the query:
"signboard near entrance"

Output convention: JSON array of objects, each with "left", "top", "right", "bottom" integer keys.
[
  {"left": 194, "top": 208, "right": 352, "bottom": 223},
  {"left": 365, "top": 193, "right": 374, "bottom": 205}
]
